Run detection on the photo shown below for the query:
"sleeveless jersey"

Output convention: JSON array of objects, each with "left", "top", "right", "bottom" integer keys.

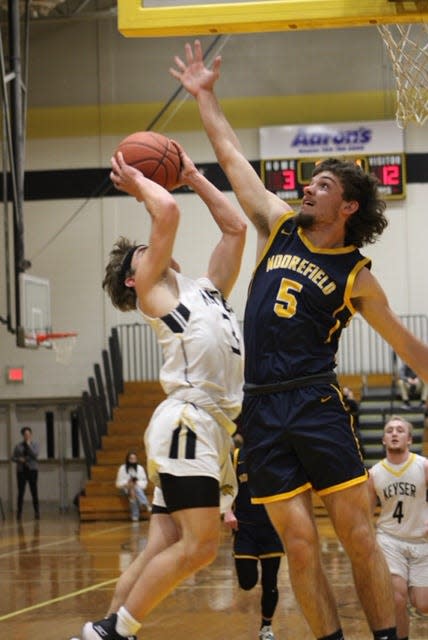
[
  {"left": 244, "top": 213, "right": 371, "bottom": 383},
  {"left": 371, "top": 453, "right": 428, "bottom": 540},
  {"left": 139, "top": 273, "right": 244, "bottom": 422}
]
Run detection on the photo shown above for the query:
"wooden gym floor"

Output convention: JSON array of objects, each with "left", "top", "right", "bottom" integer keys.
[{"left": 1, "top": 507, "right": 426, "bottom": 640}]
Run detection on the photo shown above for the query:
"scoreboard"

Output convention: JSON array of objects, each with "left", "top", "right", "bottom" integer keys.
[
  {"left": 259, "top": 121, "right": 406, "bottom": 205},
  {"left": 262, "top": 153, "right": 406, "bottom": 203}
]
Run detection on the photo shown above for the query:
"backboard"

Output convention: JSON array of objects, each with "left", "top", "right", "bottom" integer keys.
[
  {"left": 17, "top": 273, "right": 52, "bottom": 348},
  {"left": 118, "top": 1, "right": 428, "bottom": 38}
]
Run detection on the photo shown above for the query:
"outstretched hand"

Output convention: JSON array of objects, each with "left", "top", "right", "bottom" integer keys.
[
  {"left": 170, "top": 140, "right": 200, "bottom": 188},
  {"left": 169, "top": 39, "right": 221, "bottom": 96},
  {"left": 110, "top": 152, "right": 145, "bottom": 200}
]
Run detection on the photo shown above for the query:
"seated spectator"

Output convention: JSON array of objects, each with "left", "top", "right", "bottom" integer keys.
[
  {"left": 397, "top": 362, "right": 428, "bottom": 409},
  {"left": 116, "top": 451, "right": 151, "bottom": 522}
]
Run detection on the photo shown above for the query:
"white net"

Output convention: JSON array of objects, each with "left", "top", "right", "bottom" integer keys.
[{"left": 377, "top": 23, "right": 428, "bottom": 128}]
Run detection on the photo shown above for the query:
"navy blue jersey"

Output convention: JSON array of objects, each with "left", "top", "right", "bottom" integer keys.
[{"left": 244, "top": 212, "right": 371, "bottom": 384}]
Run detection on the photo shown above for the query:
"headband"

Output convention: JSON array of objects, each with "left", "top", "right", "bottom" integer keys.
[{"left": 118, "top": 244, "right": 147, "bottom": 284}]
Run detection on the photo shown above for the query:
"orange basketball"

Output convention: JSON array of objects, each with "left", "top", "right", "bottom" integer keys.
[{"left": 115, "top": 131, "right": 182, "bottom": 191}]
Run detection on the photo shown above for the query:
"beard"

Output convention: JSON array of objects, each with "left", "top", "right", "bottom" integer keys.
[{"left": 295, "top": 210, "right": 315, "bottom": 229}]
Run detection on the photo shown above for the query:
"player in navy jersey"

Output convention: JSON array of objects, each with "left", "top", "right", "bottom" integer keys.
[
  {"left": 171, "top": 40, "right": 428, "bottom": 640},
  {"left": 224, "top": 436, "right": 284, "bottom": 640},
  {"left": 74, "top": 143, "right": 246, "bottom": 640}
]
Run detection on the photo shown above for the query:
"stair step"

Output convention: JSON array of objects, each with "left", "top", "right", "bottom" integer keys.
[
  {"left": 118, "top": 393, "right": 165, "bottom": 408},
  {"left": 96, "top": 449, "right": 147, "bottom": 465},
  {"left": 124, "top": 381, "right": 163, "bottom": 394},
  {"left": 85, "top": 480, "right": 118, "bottom": 496},
  {"left": 81, "top": 381, "right": 162, "bottom": 522},
  {"left": 112, "top": 406, "right": 156, "bottom": 422},
  {"left": 80, "top": 494, "right": 129, "bottom": 512},
  {"left": 85, "top": 479, "right": 154, "bottom": 497},
  {"left": 101, "top": 435, "right": 145, "bottom": 449},
  {"left": 79, "top": 495, "right": 151, "bottom": 521},
  {"left": 91, "top": 466, "right": 119, "bottom": 481},
  {"left": 108, "top": 423, "right": 150, "bottom": 435}
]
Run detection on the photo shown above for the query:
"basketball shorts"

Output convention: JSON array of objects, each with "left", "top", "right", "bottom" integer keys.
[
  {"left": 233, "top": 520, "right": 284, "bottom": 560},
  {"left": 242, "top": 382, "right": 367, "bottom": 502},
  {"left": 377, "top": 531, "right": 428, "bottom": 587},
  {"left": 145, "top": 397, "right": 237, "bottom": 513}
]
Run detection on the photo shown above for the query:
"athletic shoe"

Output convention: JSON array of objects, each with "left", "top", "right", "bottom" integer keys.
[
  {"left": 82, "top": 614, "right": 136, "bottom": 640},
  {"left": 259, "top": 625, "right": 275, "bottom": 640}
]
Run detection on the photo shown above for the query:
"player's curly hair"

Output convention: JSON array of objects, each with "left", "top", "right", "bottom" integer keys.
[
  {"left": 312, "top": 158, "right": 388, "bottom": 247},
  {"left": 102, "top": 236, "right": 139, "bottom": 312}
]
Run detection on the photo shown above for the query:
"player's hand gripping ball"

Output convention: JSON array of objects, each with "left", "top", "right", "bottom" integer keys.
[{"left": 115, "top": 131, "right": 182, "bottom": 191}]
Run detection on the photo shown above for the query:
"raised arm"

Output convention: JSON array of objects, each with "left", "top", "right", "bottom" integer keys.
[
  {"left": 110, "top": 152, "right": 180, "bottom": 316},
  {"left": 170, "top": 40, "right": 291, "bottom": 254},
  {"left": 352, "top": 267, "right": 428, "bottom": 382},
  {"left": 176, "top": 144, "right": 247, "bottom": 298}
]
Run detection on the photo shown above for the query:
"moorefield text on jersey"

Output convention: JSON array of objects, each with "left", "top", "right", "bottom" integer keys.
[{"left": 266, "top": 254, "right": 337, "bottom": 295}]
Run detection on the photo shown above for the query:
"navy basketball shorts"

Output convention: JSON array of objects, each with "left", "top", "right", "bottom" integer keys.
[
  {"left": 242, "top": 382, "right": 367, "bottom": 502},
  {"left": 233, "top": 520, "right": 284, "bottom": 559}
]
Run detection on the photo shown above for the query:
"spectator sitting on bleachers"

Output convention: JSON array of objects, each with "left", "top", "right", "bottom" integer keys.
[
  {"left": 397, "top": 362, "right": 427, "bottom": 410},
  {"left": 116, "top": 451, "right": 151, "bottom": 522}
]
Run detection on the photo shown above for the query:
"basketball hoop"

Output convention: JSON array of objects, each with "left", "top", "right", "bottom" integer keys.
[
  {"left": 377, "top": 22, "right": 428, "bottom": 128},
  {"left": 37, "top": 332, "right": 78, "bottom": 365}
]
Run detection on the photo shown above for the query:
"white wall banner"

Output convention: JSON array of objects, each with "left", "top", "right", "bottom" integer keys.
[{"left": 259, "top": 120, "right": 404, "bottom": 158}]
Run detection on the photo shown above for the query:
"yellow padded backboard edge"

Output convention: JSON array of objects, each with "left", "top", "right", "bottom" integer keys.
[{"left": 118, "top": 1, "right": 428, "bottom": 38}]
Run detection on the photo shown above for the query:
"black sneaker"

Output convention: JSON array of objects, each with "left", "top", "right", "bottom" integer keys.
[{"left": 82, "top": 614, "right": 136, "bottom": 640}]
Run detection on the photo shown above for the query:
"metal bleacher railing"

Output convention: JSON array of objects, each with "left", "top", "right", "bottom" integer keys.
[{"left": 116, "top": 314, "right": 428, "bottom": 382}]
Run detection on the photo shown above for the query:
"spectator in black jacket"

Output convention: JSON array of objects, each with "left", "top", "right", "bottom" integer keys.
[{"left": 12, "top": 427, "right": 40, "bottom": 520}]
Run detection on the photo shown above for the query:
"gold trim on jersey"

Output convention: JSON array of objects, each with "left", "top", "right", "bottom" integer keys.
[
  {"left": 255, "top": 211, "right": 296, "bottom": 272},
  {"left": 317, "top": 472, "right": 368, "bottom": 497},
  {"left": 325, "top": 256, "right": 371, "bottom": 343},
  {"left": 297, "top": 227, "right": 357, "bottom": 254},
  {"left": 380, "top": 452, "right": 416, "bottom": 478},
  {"left": 233, "top": 551, "right": 284, "bottom": 560},
  {"left": 251, "top": 481, "right": 312, "bottom": 504},
  {"left": 345, "top": 256, "right": 372, "bottom": 315},
  {"left": 247, "top": 211, "right": 295, "bottom": 297}
]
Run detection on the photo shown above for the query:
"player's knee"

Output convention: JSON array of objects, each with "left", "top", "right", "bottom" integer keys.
[
  {"left": 181, "top": 535, "right": 218, "bottom": 573},
  {"left": 410, "top": 589, "right": 428, "bottom": 614},
  {"left": 238, "top": 576, "right": 257, "bottom": 591},
  {"left": 285, "top": 535, "right": 319, "bottom": 572},
  {"left": 341, "top": 520, "right": 376, "bottom": 560}
]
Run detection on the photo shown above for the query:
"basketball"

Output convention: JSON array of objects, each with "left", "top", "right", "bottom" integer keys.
[{"left": 115, "top": 131, "right": 182, "bottom": 191}]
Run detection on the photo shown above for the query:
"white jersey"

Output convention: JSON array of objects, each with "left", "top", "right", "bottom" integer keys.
[
  {"left": 371, "top": 453, "right": 428, "bottom": 541},
  {"left": 140, "top": 273, "right": 244, "bottom": 431}
]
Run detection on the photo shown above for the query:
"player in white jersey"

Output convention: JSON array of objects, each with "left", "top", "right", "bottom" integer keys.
[
  {"left": 75, "top": 143, "right": 246, "bottom": 640},
  {"left": 368, "top": 415, "right": 428, "bottom": 640}
]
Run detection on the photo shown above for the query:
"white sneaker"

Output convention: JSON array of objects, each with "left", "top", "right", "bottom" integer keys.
[
  {"left": 82, "top": 618, "right": 136, "bottom": 640},
  {"left": 259, "top": 625, "right": 275, "bottom": 640}
]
